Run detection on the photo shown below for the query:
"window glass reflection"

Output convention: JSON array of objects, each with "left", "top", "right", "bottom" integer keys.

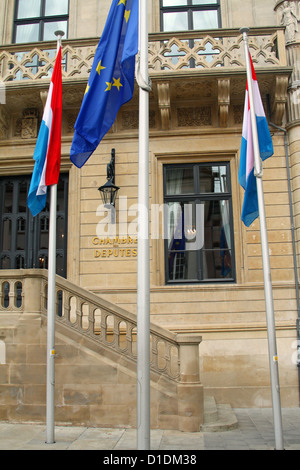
[
  {"left": 199, "top": 165, "right": 228, "bottom": 193},
  {"left": 45, "top": 0, "right": 69, "bottom": 16},
  {"left": 15, "top": 24, "right": 39, "bottom": 43},
  {"left": 17, "top": 0, "right": 41, "bottom": 19},
  {"left": 163, "top": 12, "right": 189, "bottom": 31},
  {"left": 166, "top": 167, "right": 194, "bottom": 195},
  {"left": 162, "top": 0, "right": 188, "bottom": 5},
  {"left": 193, "top": 10, "right": 219, "bottom": 29},
  {"left": 164, "top": 163, "right": 234, "bottom": 283},
  {"left": 43, "top": 21, "right": 68, "bottom": 41},
  {"left": 192, "top": 0, "right": 218, "bottom": 4}
]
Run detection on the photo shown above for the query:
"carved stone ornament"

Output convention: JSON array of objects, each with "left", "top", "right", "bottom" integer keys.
[
  {"left": 177, "top": 106, "right": 212, "bottom": 127},
  {"left": 157, "top": 82, "right": 171, "bottom": 130},
  {"left": 275, "top": 0, "right": 300, "bottom": 43},
  {"left": 21, "top": 108, "right": 39, "bottom": 139},
  {"left": 218, "top": 78, "right": 231, "bottom": 128}
]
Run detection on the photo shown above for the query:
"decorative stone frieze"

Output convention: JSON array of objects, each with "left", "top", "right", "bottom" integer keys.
[{"left": 177, "top": 106, "right": 212, "bottom": 127}]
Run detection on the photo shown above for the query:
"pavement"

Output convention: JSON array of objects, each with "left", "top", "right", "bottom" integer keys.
[{"left": 0, "top": 408, "right": 299, "bottom": 452}]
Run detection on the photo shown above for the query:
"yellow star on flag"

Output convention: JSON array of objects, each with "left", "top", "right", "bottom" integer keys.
[
  {"left": 112, "top": 77, "right": 123, "bottom": 91},
  {"left": 84, "top": 84, "right": 90, "bottom": 94},
  {"left": 124, "top": 10, "right": 131, "bottom": 23},
  {"left": 105, "top": 82, "right": 112, "bottom": 92},
  {"left": 96, "top": 60, "right": 106, "bottom": 76},
  {"left": 118, "top": 0, "right": 126, "bottom": 6}
]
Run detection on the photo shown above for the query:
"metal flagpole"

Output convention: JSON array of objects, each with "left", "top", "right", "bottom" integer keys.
[
  {"left": 46, "top": 182, "right": 57, "bottom": 444},
  {"left": 46, "top": 30, "right": 63, "bottom": 445},
  {"left": 241, "top": 27, "right": 284, "bottom": 450},
  {"left": 136, "top": 0, "right": 151, "bottom": 451}
]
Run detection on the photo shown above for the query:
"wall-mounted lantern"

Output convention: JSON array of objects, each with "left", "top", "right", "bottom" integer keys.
[{"left": 98, "top": 149, "right": 120, "bottom": 207}]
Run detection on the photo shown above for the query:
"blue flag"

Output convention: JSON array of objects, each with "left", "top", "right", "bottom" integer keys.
[{"left": 70, "top": 0, "right": 139, "bottom": 168}]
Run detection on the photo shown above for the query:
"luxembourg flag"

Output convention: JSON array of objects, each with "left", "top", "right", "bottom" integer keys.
[
  {"left": 238, "top": 53, "right": 273, "bottom": 227},
  {"left": 27, "top": 46, "right": 62, "bottom": 217}
]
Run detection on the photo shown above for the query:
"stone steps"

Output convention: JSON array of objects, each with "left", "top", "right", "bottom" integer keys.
[{"left": 201, "top": 396, "right": 238, "bottom": 432}]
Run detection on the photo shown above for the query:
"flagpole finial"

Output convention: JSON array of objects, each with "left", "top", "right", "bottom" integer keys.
[
  {"left": 54, "top": 30, "right": 65, "bottom": 38},
  {"left": 240, "top": 27, "right": 250, "bottom": 35},
  {"left": 54, "top": 30, "right": 65, "bottom": 49}
]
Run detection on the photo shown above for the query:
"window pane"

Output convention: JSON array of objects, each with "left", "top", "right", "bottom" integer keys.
[
  {"left": 56, "top": 254, "right": 64, "bottom": 276},
  {"left": 4, "top": 183, "right": 13, "bottom": 213},
  {"left": 57, "top": 181, "right": 65, "bottom": 211},
  {"left": 167, "top": 202, "right": 188, "bottom": 280},
  {"left": 40, "top": 217, "right": 49, "bottom": 249},
  {"left": 199, "top": 165, "right": 228, "bottom": 193},
  {"left": 202, "top": 199, "right": 232, "bottom": 279},
  {"left": 193, "top": 10, "right": 219, "bottom": 29},
  {"left": 15, "top": 23, "right": 39, "bottom": 43},
  {"left": 192, "top": 0, "right": 218, "bottom": 4},
  {"left": 1, "top": 256, "right": 11, "bottom": 270},
  {"left": 18, "top": 181, "right": 28, "bottom": 212},
  {"left": 56, "top": 216, "right": 65, "bottom": 250},
  {"left": 163, "top": 12, "right": 188, "bottom": 31},
  {"left": 166, "top": 168, "right": 194, "bottom": 195},
  {"left": 45, "top": 0, "right": 69, "bottom": 16},
  {"left": 16, "top": 255, "right": 25, "bottom": 269},
  {"left": 16, "top": 218, "right": 26, "bottom": 250},
  {"left": 43, "top": 20, "right": 68, "bottom": 40},
  {"left": 17, "top": 0, "right": 41, "bottom": 19},
  {"left": 2, "top": 219, "right": 11, "bottom": 251},
  {"left": 39, "top": 254, "right": 48, "bottom": 269},
  {"left": 167, "top": 201, "right": 204, "bottom": 280},
  {"left": 162, "top": 0, "right": 188, "bottom": 5}
]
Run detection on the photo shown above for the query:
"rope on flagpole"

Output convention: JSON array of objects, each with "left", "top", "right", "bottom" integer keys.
[{"left": 136, "top": 52, "right": 152, "bottom": 92}]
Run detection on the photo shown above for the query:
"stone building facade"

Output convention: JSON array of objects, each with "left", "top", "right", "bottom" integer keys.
[{"left": 0, "top": 0, "right": 299, "bottom": 428}]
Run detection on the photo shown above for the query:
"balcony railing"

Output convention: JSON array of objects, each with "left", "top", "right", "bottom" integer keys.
[{"left": 0, "top": 27, "right": 287, "bottom": 83}]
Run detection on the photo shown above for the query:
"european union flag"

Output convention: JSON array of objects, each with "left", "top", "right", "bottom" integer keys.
[{"left": 70, "top": 0, "right": 139, "bottom": 168}]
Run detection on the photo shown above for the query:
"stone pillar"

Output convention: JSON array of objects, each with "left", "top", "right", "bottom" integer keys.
[
  {"left": 176, "top": 333, "right": 203, "bottom": 432},
  {"left": 275, "top": 0, "right": 300, "bottom": 272}
]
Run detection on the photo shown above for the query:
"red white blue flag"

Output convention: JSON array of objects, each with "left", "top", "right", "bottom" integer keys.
[
  {"left": 27, "top": 47, "right": 62, "bottom": 216},
  {"left": 238, "top": 53, "right": 273, "bottom": 227}
]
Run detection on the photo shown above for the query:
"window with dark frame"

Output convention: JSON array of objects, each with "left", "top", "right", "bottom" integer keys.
[
  {"left": 163, "top": 162, "right": 235, "bottom": 284},
  {"left": 160, "top": 0, "right": 221, "bottom": 32},
  {"left": 13, "top": 0, "right": 69, "bottom": 43},
  {"left": 0, "top": 174, "right": 68, "bottom": 278}
]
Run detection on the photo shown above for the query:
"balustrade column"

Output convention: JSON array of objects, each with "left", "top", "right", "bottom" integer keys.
[
  {"left": 176, "top": 333, "right": 203, "bottom": 432},
  {"left": 22, "top": 272, "right": 43, "bottom": 315}
]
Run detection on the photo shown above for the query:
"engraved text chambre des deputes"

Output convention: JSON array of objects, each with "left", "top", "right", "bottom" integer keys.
[{"left": 92, "top": 236, "right": 138, "bottom": 258}]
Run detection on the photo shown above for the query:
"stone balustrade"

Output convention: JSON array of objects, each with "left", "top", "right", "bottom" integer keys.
[{"left": 0, "top": 27, "right": 287, "bottom": 83}]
